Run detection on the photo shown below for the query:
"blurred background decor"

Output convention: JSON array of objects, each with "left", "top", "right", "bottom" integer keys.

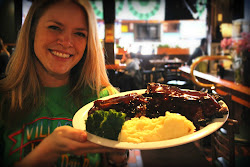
[{"left": 231, "top": 32, "right": 250, "bottom": 86}]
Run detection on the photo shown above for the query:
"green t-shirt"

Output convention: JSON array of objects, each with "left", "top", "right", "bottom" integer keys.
[{"left": 0, "top": 85, "right": 118, "bottom": 167}]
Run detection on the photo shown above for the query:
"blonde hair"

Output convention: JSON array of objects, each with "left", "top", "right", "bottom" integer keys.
[
  {"left": 0, "top": 0, "right": 111, "bottom": 112},
  {"left": 0, "top": 38, "right": 10, "bottom": 57}
]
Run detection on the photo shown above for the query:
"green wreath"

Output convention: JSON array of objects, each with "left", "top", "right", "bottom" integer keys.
[
  {"left": 195, "top": 0, "right": 207, "bottom": 18},
  {"left": 116, "top": 0, "right": 124, "bottom": 16},
  {"left": 127, "top": 0, "right": 161, "bottom": 20},
  {"left": 90, "top": 0, "right": 124, "bottom": 19},
  {"left": 90, "top": 1, "right": 103, "bottom": 19}
]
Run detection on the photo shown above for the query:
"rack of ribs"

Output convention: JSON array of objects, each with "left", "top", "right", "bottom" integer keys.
[{"left": 89, "top": 83, "right": 228, "bottom": 129}]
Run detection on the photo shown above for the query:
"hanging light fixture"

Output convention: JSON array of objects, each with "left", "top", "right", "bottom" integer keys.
[{"left": 220, "top": 23, "right": 232, "bottom": 38}]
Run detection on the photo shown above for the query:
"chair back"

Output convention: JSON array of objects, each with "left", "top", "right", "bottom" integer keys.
[
  {"left": 190, "top": 55, "right": 232, "bottom": 88},
  {"left": 211, "top": 118, "right": 239, "bottom": 167}
]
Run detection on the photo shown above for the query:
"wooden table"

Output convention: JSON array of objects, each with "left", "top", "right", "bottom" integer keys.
[
  {"left": 105, "top": 64, "right": 126, "bottom": 70},
  {"left": 179, "top": 66, "right": 250, "bottom": 108},
  {"left": 149, "top": 59, "right": 183, "bottom": 67}
]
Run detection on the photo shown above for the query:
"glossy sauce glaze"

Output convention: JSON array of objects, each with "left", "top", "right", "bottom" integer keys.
[
  {"left": 89, "top": 93, "right": 148, "bottom": 118},
  {"left": 89, "top": 83, "right": 228, "bottom": 128}
]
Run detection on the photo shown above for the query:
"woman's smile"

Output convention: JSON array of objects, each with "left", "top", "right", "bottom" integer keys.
[{"left": 49, "top": 49, "right": 73, "bottom": 58}]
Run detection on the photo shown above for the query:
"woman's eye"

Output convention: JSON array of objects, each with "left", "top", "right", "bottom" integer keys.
[
  {"left": 75, "top": 32, "right": 86, "bottom": 38},
  {"left": 48, "top": 25, "right": 61, "bottom": 31}
]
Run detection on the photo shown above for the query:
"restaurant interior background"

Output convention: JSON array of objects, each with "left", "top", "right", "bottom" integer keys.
[
  {"left": 0, "top": 0, "right": 250, "bottom": 166},
  {"left": 0, "top": 0, "right": 249, "bottom": 79}
]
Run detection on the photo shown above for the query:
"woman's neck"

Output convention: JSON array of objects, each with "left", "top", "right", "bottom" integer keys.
[
  {"left": 35, "top": 60, "right": 69, "bottom": 87},
  {"left": 41, "top": 76, "right": 69, "bottom": 87}
]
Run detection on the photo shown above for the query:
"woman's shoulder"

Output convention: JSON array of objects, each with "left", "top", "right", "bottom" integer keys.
[{"left": 99, "top": 86, "right": 119, "bottom": 98}]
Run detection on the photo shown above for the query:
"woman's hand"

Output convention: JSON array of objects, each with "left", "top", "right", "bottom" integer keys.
[{"left": 15, "top": 126, "right": 123, "bottom": 167}]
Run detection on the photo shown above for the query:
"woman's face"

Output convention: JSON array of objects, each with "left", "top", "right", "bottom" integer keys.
[{"left": 34, "top": 1, "right": 88, "bottom": 86}]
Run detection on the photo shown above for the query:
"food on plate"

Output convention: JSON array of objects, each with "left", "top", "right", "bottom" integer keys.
[
  {"left": 144, "top": 83, "right": 228, "bottom": 128},
  {"left": 86, "top": 109, "right": 126, "bottom": 140},
  {"left": 86, "top": 83, "right": 228, "bottom": 142},
  {"left": 118, "top": 112, "right": 196, "bottom": 143},
  {"left": 89, "top": 93, "right": 148, "bottom": 118},
  {"left": 89, "top": 83, "right": 228, "bottom": 129}
]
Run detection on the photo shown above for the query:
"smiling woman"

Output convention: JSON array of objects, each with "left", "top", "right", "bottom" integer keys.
[
  {"left": 0, "top": 0, "right": 125, "bottom": 167},
  {"left": 33, "top": 1, "right": 88, "bottom": 87}
]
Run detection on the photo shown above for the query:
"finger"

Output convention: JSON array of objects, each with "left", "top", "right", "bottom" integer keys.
[
  {"left": 67, "top": 130, "right": 88, "bottom": 142},
  {"left": 57, "top": 126, "right": 87, "bottom": 142}
]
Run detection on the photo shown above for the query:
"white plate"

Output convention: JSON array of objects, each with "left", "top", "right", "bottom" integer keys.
[{"left": 73, "top": 89, "right": 228, "bottom": 150}]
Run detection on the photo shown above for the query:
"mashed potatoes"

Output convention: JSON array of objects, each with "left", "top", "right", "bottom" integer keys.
[{"left": 118, "top": 112, "right": 196, "bottom": 143}]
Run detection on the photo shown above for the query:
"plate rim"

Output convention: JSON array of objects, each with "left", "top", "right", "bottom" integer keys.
[{"left": 72, "top": 89, "right": 228, "bottom": 150}]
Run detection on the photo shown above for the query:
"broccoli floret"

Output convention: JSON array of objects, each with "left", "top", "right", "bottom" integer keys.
[{"left": 86, "top": 109, "right": 126, "bottom": 140}]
